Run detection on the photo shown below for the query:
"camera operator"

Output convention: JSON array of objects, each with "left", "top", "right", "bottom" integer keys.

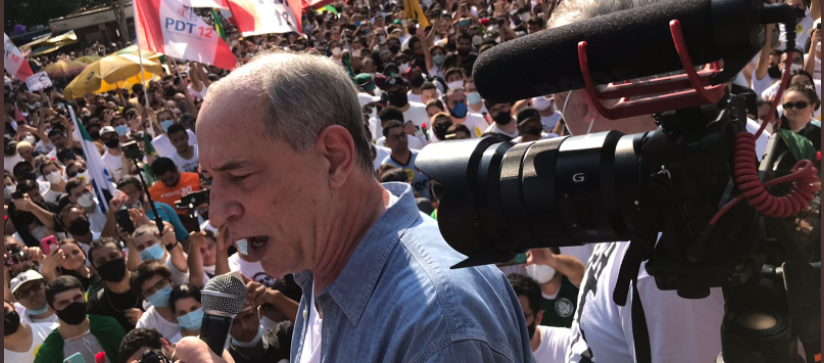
[{"left": 118, "top": 328, "right": 174, "bottom": 363}]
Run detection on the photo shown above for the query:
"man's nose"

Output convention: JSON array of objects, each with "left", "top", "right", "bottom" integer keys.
[{"left": 207, "top": 183, "right": 243, "bottom": 228}]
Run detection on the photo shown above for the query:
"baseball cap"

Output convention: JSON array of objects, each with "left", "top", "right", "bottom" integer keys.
[
  {"left": 353, "top": 73, "right": 377, "bottom": 93},
  {"left": 386, "top": 76, "right": 407, "bottom": 89},
  {"left": 358, "top": 93, "right": 382, "bottom": 106},
  {"left": 100, "top": 126, "right": 117, "bottom": 136},
  {"left": 10, "top": 270, "right": 45, "bottom": 295},
  {"left": 517, "top": 107, "right": 541, "bottom": 125},
  {"left": 383, "top": 63, "right": 400, "bottom": 77}
]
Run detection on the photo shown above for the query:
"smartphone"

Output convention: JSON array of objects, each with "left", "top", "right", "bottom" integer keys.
[
  {"left": 40, "top": 236, "right": 58, "bottom": 255},
  {"left": 116, "top": 209, "right": 136, "bottom": 234},
  {"left": 12, "top": 191, "right": 24, "bottom": 200},
  {"left": 63, "top": 352, "right": 87, "bottom": 363}
]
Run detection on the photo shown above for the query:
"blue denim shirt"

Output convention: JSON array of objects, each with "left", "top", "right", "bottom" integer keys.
[{"left": 291, "top": 183, "right": 535, "bottom": 363}]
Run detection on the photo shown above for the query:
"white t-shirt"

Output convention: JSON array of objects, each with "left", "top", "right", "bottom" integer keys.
[
  {"left": 375, "top": 134, "right": 423, "bottom": 151},
  {"left": 373, "top": 145, "right": 391, "bottom": 171},
  {"left": 751, "top": 68, "right": 778, "bottom": 99},
  {"left": 42, "top": 188, "right": 63, "bottom": 205},
  {"left": 298, "top": 284, "right": 322, "bottom": 363},
  {"left": 407, "top": 91, "right": 423, "bottom": 105},
  {"left": 5, "top": 153, "right": 24, "bottom": 173},
  {"left": 532, "top": 325, "right": 572, "bottom": 363},
  {"left": 228, "top": 253, "right": 277, "bottom": 288},
  {"left": 778, "top": 10, "right": 814, "bottom": 51},
  {"left": 402, "top": 102, "right": 433, "bottom": 146},
  {"left": 4, "top": 322, "right": 57, "bottom": 363},
  {"left": 568, "top": 242, "right": 725, "bottom": 363},
  {"left": 169, "top": 145, "right": 199, "bottom": 173},
  {"left": 540, "top": 113, "right": 562, "bottom": 133},
  {"left": 165, "top": 255, "right": 191, "bottom": 287},
  {"left": 102, "top": 151, "right": 124, "bottom": 182},
  {"left": 136, "top": 306, "right": 182, "bottom": 341},
  {"left": 561, "top": 245, "right": 596, "bottom": 269},
  {"left": 151, "top": 130, "right": 198, "bottom": 158},
  {"left": 34, "top": 140, "right": 54, "bottom": 155},
  {"left": 15, "top": 303, "right": 60, "bottom": 328},
  {"left": 458, "top": 113, "right": 491, "bottom": 139},
  {"left": 746, "top": 118, "right": 772, "bottom": 161},
  {"left": 484, "top": 123, "right": 520, "bottom": 139}
]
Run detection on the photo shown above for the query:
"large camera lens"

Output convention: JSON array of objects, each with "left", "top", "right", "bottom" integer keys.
[{"left": 416, "top": 131, "right": 650, "bottom": 267}]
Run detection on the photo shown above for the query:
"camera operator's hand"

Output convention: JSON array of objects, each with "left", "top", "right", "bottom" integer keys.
[
  {"left": 174, "top": 336, "right": 235, "bottom": 363},
  {"left": 117, "top": 226, "right": 134, "bottom": 246},
  {"left": 124, "top": 308, "right": 143, "bottom": 326},
  {"left": 129, "top": 208, "right": 152, "bottom": 227},
  {"left": 189, "top": 230, "right": 206, "bottom": 250},
  {"left": 160, "top": 223, "right": 177, "bottom": 248},
  {"left": 13, "top": 193, "right": 34, "bottom": 213}
]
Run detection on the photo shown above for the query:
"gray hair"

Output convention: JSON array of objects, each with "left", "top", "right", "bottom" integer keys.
[
  {"left": 549, "top": 0, "right": 661, "bottom": 29},
  {"left": 133, "top": 224, "right": 160, "bottom": 241},
  {"left": 209, "top": 52, "right": 373, "bottom": 172}
]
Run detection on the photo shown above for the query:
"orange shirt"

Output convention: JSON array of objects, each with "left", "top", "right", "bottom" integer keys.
[{"left": 149, "top": 172, "right": 202, "bottom": 215}]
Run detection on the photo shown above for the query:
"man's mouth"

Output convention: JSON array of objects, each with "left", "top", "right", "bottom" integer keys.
[{"left": 246, "top": 236, "right": 270, "bottom": 258}]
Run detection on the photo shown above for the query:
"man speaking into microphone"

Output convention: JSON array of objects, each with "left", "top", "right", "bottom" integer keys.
[{"left": 174, "top": 52, "right": 534, "bottom": 363}]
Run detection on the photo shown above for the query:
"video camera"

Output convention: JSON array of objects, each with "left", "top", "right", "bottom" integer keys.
[{"left": 416, "top": 0, "right": 821, "bottom": 361}]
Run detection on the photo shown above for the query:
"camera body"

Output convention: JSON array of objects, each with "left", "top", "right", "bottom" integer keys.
[{"left": 123, "top": 140, "right": 145, "bottom": 160}]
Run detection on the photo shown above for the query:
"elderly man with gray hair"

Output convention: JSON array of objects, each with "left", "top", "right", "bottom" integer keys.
[{"left": 174, "top": 52, "right": 534, "bottom": 363}]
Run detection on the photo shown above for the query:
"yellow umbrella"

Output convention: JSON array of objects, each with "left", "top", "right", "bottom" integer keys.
[
  {"left": 43, "top": 59, "right": 87, "bottom": 78},
  {"left": 75, "top": 55, "right": 102, "bottom": 65},
  {"left": 63, "top": 54, "right": 163, "bottom": 100}
]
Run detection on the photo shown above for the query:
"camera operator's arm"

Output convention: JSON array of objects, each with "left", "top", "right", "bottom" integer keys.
[
  {"left": 162, "top": 223, "right": 189, "bottom": 274},
  {"left": 187, "top": 231, "right": 207, "bottom": 288},
  {"left": 804, "top": 27, "right": 820, "bottom": 76},
  {"left": 527, "top": 248, "right": 585, "bottom": 286},
  {"left": 755, "top": 24, "right": 774, "bottom": 82},
  {"left": 215, "top": 225, "right": 232, "bottom": 276},
  {"left": 13, "top": 194, "right": 57, "bottom": 231}
]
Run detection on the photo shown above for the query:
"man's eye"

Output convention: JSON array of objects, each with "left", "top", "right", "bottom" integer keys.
[{"left": 230, "top": 174, "right": 252, "bottom": 182}]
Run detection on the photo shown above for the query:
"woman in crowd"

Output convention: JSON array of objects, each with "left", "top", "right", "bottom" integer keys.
[
  {"left": 781, "top": 84, "right": 821, "bottom": 150},
  {"left": 40, "top": 239, "right": 100, "bottom": 292},
  {"left": 170, "top": 284, "right": 203, "bottom": 343}
]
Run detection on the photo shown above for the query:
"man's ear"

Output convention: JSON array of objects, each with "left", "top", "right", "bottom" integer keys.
[{"left": 316, "top": 125, "right": 357, "bottom": 189}]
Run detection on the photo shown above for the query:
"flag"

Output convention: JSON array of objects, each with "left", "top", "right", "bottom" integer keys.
[
  {"left": 228, "top": 0, "right": 302, "bottom": 36},
  {"left": 142, "top": 133, "right": 158, "bottom": 185},
  {"left": 211, "top": 8, "right": 227, "bottom": 40},
  {"left": 178, "top": 0, "right": 229, "bottom": 8},
  {"left": 4, "top": 33, "right": 34, "bottom": 82},
  {"left": 403, "top": 0, "right": 429, "bottom": 30},
  {"left": 68, "top": 106, "right": 115, "bottom": 214},
  {"left": 134, "top": 0, "right": 237, "bottom": 70}
]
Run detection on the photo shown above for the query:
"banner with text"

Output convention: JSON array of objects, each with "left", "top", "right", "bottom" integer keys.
[
  {"left": 178, "top": 0, "right": 230, "bottom": 8},
  {"left": 4, "top": 33, "right": 34, "bottom": 82},
  {"left": 135, "top": 0, "right": 237, "bottom": 70},
  {"left": 228, "top": 0, "right": 302, "bottom": 36}
]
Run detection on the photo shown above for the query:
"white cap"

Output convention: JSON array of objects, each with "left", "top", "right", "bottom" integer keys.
[
  {"left": 358, "top": 93, "right": 381, "bottom": 107},
  {"left": 10, "top": 270, "right": 45, "bottom": 295}
]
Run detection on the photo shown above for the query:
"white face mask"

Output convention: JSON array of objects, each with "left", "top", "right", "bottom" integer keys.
[
  {"left": 77, "top": 171, "right": 91, "bottom": 184},
  {"left": 526, "top": 264, "right": 556, "bottom": 285},
  {"left": 790, "top": 63, "right": 803, "bottom": 72},
  {"left": 532, "top": 96, "right": 552, "bottom": 111},
  {"left": 447, "top": 80, "right": 465, "bottom": 90},
  {"left": 331, "top": 47, "right": 342, "bottom": 56},
  {"left": 46, "top": 171, "right": 62, "bottom": 185},
  {"left": 520, "top": 13, "right": 531, "bottom": 22},
  {"left": 78, "top": 192, "right": 96, "bottom": 208},
  {"left": 4, "top": 185, "right": 16, "bottom": 200},
  {"left": 398, "top": 63, "right": 411, "bottom": 74},
  {"left": 23, "top": 135, "right": 36, "bottom": 145}
]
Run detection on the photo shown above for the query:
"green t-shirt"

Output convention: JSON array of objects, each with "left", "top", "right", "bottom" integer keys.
[{"left": 539, "top": 276, "right": 580, "bottom": 328}]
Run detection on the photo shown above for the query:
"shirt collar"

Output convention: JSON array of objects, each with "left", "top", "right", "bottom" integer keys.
[{"left": 294, "top": 183, "right": 420, "bottom": 326}]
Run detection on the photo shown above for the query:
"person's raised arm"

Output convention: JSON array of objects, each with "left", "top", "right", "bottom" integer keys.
[
  {"left": 101, "top": 195, "right": 126, "bottom": 238},
  {"left": 161, "top": 222, "right": 188, "bottom": 273},
  {"left": 145, "top": 108, "right": 163, "bottom": 137},
  {"left": 13, "top": 194, "right": 57, "bottom": 230},
  {"left": 755, "top": 24, "right": 775, "bottom": 82},
  {"left": 526, "top": 248, "right": 586, "bottom": 286},
  {"left": 811, "top": 0, "right": 820, "bottom": 21},
  {"left": 804, "top": 27, "right": 820, "bottom": 76},
  {"left": 187, "top": 231, "right": 207, "bottom": 288},
  {"left": 215, "top": 225, "right": 232, "bottom": 276}
]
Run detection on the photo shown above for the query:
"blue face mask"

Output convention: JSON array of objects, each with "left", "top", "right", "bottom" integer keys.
[
  {"left": 177, "top": 308, "right": 204, "bottom": 331},
  {"left": 27, "top": 303, "right": 50, "bottom": 316},
  {"left": 115, "top": 125, "right": 130, "bottom": 136},
  {"left": 161, "top": 120, "right": 175, "bottom": 133},
  {"left": 231, "top": 325, "right": 265, "bottom": 348},
  {"left": 236, "top": 239, "right": 248, "bottom": 255},
  {"left": 450, "top": 102, "right": 468, "bottom": 119},
  {"left": 141, "top": 243, "right": 166, "bottom": 262},
  {"left": 433, "top": 54, "right": 445, "bottom": 66},
  {"left": 467, "top": 92, "right": 482, "bottom": 106},
  {"left": 146, "top": 285, "right": 173, "bottom": 308}
]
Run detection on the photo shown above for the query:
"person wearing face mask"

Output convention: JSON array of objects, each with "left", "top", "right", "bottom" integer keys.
[
  {"left": 87, "top": 238, "right": 144, "bottom": 331},
  {"left": 523, "top": 248, "right": 585, "bottom": 328},
  {"left": 229, "top": 304, "right": 294, "bottom": 363},
  {"left": 132, "top": 260, "right": 183, "bottom": 341},
  {"left": 443, "top": 87, "right": 490, "bottom": 139},
  {"left": 512, "top": 108, "right": 557, "bottom": 143},
  {"left": 116, "top": 177, "right": 191, "bottom": 243},
  {"left": 34, "top": 276, "right": 126, "bottom": 363},
  {"left": 777, "top": 0, "right": 818, "bottom": 51},
  {"left": 10, "top": 180, "right": 56, "bottom": 246},
  {"left": 384, "top": 76, "right": 431, "bottom": 147},
  {"left": 761, "top": 49, "right": 812, "bottom": 102},
  {"left": 508, "top": 274, "right": 572, "bottom": 363},
  {"left": 9, "top": 270, "right": 59, "bottom": 327},
  {"left": 63, "top": 177, "right": 114, "bottom": 235},
  {"left": 5, "top": 299, "right": 55, "bottom": 363},
  {"left": 128, "top": 224, "right": 190, "bottom": 287},
  {"left": 803, "top": 20, "right": 821, "bottom": 79},
  {"left": 100, "top": 127, "right": 125, "bottom": 182},
  {"left": 39, "top": 160, "right": 66, "bottom": 205},
  {"left": 149, "top": 109, "right": 198, "bottom": 159},
  {"left": 465, "top": 80, "right": 487, "bottom": 115},
  {"left": 169, "top": 284, "right": 203, "bottom": 343},
  {"left": 531, "top": 96, "right": 561, "bottom": 132},
  {"left": 405, "top": 67, "right": 427, "bottom": 104},
  {"left": 752, "top": 25, "right": 783, "bottom": 98},
  {"left": 484, "top": 101, "right": 519, "bottom": 139}
]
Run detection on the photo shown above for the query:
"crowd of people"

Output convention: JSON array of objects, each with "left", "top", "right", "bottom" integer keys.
[{"left": 4, "top": 0, "right": 820, "bottom": 361}]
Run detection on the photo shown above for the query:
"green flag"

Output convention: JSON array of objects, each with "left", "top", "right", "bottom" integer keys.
[
  {"left": 143, "top": 132, "right": 158, "bottom": 185},
  {"left": 212, "top": 9, "right": 227, "bottom": 41}
]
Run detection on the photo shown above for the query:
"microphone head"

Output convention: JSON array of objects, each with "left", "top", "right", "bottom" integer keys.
[{"left": 202, "top": 272, "right": 247, "bottom": 316}]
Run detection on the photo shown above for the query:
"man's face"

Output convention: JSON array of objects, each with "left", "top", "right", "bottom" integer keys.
[
  {"left": 780, "top": 51, "right": 803, "bottom": 70},
  {"left": 158, "top": 170, "right": 181, "bottom": 188},
  {"left": 457, "top": 38, "right": 472, "bottom": 54},
  {"left": 421, "top": 89, "right": 438, "bottom": 105},
  {"left": 169, "top": 131, "right": 190, "bottom": 153},
  {"left": 119, "top": 184, "right": 144, "bottom": 208},
  {"left": 790, "top": 75, "right": 813, "bottom": 88},
  {"left": 50, "top": 133, "right": 65, "bottom": 149},
  {"left": 51, "top": 288, "right": 85, "bottom": 312},
  {"left": 555, "top": 90, "right": 659, "bottom": 136},
  {"left": 447, "top": 91, "right": 467, "bottom": 110},
  {"left": 384, "top": 126, "right": 409, "bottom": 153},
  {"left": 361, "top": 59, "right": 377, "bottom": 74},
  {"left": 134, "top": 233, "right": 161, "bottom": 253},
  {"left": 17, "top": 147, "right": 33, "bottom": 162},
  {"left": 199, "top": 87, "right": 342, "bottom": 278},
  {"left": 61, "top": 208, "right": 87, "bottom": 231},
  {"left": 91, "top": 243, "right": 123, "bottom": 269},
  {"left": 68, "top": 184, "right": 89, "bottom": 203},
  {"left": 517, "top": 295, "right": 542, "bottom": 333},
  {"left": 140, "top": 275, "right": 171, "bottom": 299},
  {"left": 230, "top": 307, "right": 262, "bottom": 342},
  {"left": 14, "top": 279, "right": 47, "bottom": 311}
]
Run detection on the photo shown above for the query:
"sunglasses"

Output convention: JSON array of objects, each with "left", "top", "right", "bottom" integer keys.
[
  {"left": 783, "top": 101, "right": 809, "bottom": 110},
  {"left": 14, "top": 281, "right": 44, "bottom": 299}
]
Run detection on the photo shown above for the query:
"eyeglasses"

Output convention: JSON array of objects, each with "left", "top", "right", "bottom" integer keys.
[
  {"left": 783, "top": 101, "right": 809, "bottom": 110},
  {"left": 14, "top": 281, "right": 44, "bottom": 299},
  {"left": 143, "top": 279, "right": 171, "bottom": 297},
  {"left": 68, "top": 168, "right": 87, "bottom": 177}
]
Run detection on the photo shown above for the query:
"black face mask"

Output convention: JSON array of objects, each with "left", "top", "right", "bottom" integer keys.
[
  {"left": 104, "top": 138, "right": 120, "bottom": 149},
  {"left": 522, "top": 126, "right": 543, "bottom": 136},
  {"left": 458, "top": 49, "right": 470, "bottom": 57},
  {"left": 97, "top": 258, "right": 127, "bottom": 283},
  {"left": 89, "top": 130, "right": 101, "bottom": 141},
  {"left": 388, "top": 45, "right": 401, "bottom": 54},
  {"left": 388, "top": 90, "right": 409, "bottom": 108},
  {"left": 5, "top": 310, "right": 20, "bottom": 336},
  {"left": 410, "top": 75, "right": 425, "bottom": 88},
  {"left": 56, "top": 302, "right": 87, "bottom": 325},
  {"left": 493, "top": 112, "right": 513, "bottom": 125},
  {"left": 68, "top": 219, "right": 91, "bottom": 236},
  {"left": 767, "top": 64, "right": 782, "bottom": 79}
]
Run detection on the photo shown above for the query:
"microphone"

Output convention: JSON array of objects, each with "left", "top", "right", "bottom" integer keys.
[
  {"left": 473, "top": 0, "right": 778, "bottom": 103},
  {"left": 200, "top": 272, "right": 247, "bottom": 356}
]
